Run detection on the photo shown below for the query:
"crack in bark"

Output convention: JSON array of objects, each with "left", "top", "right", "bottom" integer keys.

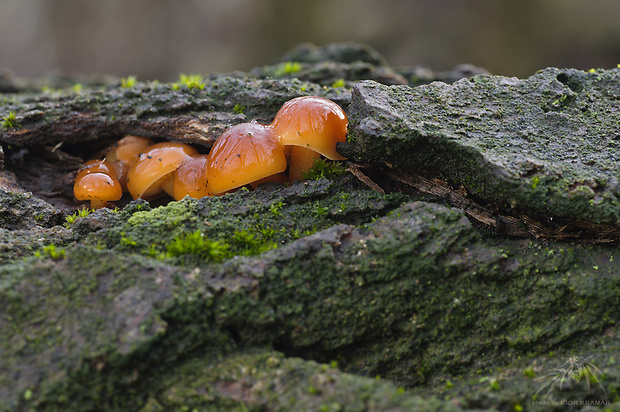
[{"left": 348, "top": 165, "right": 620, "bottom": 243}]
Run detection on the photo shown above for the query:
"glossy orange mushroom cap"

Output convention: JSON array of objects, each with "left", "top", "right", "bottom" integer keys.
[
  {"left": 105, "top": 135, "right": 154, "bottom": 188},
  {"left": 269, "top": 96, "right": 348, "bottom": 160},
  {"left": 75, "top": 159, "right": 119, "bottom": 181},
  {"left": 126, "top": 142, "right": 198, "bottom": 199},
  {"left": 207, "top": 121, "right": 287, "bottom": 194},
  {"left": 173, "top": 155, "right": 213, "bottom": 200}
]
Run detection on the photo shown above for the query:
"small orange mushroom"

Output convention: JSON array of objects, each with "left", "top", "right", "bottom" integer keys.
[
  {"left": 105, "top": 135, "right": 154, "bottom": 190},
  {"left": 206, "top": 121, "right": 287, "bottom": 194},
  {"left": 172, "top": 154, "right": 213, "bottom": 200},
  {"left": 73, "top": 160, "right": 122, "bottom": 209},
  {"left": 269, "top": 96, "right": 348, "bottom": 181},
  {"left": 126, "top": 142, "right": 198, "bottom": 199},
  {"left": 75, "top": 159, "right": 120, "bottom": 180}
]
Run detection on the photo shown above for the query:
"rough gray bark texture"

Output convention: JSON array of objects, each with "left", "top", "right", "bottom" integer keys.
[
  {"left": 343, "top": 70, "right": 620, "bottom": 226},
  {"left": 1, "top": 43, "right": 619, "bottom": 411}
]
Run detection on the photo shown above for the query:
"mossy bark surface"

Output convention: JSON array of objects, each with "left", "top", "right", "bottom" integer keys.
[
  {"left": 1, "top": 43, "right": 619, "bottom": 411},
  {"left": 344, "top": 69, "right": 620, "bottom": 226}
]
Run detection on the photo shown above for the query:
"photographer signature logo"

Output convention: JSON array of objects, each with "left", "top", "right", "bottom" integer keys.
[{"left": 533, "top": 355, "right": 606, "bottom": 399}]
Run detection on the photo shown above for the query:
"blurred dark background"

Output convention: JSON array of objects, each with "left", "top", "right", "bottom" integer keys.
[{"left": 1, "top": 0, "right": 619, "bottom": 81}]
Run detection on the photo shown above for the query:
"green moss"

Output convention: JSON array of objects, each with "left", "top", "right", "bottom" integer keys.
[
  {"left": 144, "top": 243, "right": 166, "bottom": 259},
  {"left": 35, "top": 244, "right": 66, "bottom": 260},
  {"left": 74, "top": 176, "right": 405, "bottom": 268},
  {"left": 231, "top": 229, "right": 277, "bottom": 255},
  {"left": 64, "top": 208, "right": 93, "bottom": 227},
  {"left": 118, "top": 199, "right": 199, "bottom": 250},
  {"left": 312, "top": 203, "right": 329, "bottom": 218},
  {"left": 173, "top": 74, "right": 206, "bottom": 90},
  {"left": 120, "top": 233, "right": 138, "bottom": 247},
  {"left": 523, "top": 366, "right": 536, "bottom": 379},
  {"left": 331, "top": 78, "right": 346, "bottom": 88},
  {"left": 2, "top": 112, "right": 19, "bottom": 129},
  {"left": 139, "top": 350, "right": 451, "bottom": 411},
  {"left": 160, "top": 227, "right": 279, "bottom": 264},
  {"left": 120, "top": 76, "right": 137, "bottom": 88},
  {"left": 301, "top": 159, "right": 346, "bottom": 181},
  {"left": 255, "top": 224, "right": 276, "bottom": 239},
  {"left": 232, "top": 103, "right": 245, "bottom": 114},
  {"left": 274, "top": 61, "right": 302, "bottom": 77},
  {"left": 268, "top": 200, "right": 284, "bottom": 216},
  {"left": 166, "top": 230, "right": 229, "bottom": 262}
]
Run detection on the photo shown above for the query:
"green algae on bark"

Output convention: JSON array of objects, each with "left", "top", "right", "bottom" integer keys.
[
  {"left": 138, "top": 349, "right": 455, "bottom": 412},
  {"left": 3, "top": 198, "right": 620, "bottom": 410},
  {"left": 141, "top": 347, "right": 620, "bottom": 411},
  {"left": 3, "top": 43, "right": 620, "bottom": 410},
  {"left": 82, "top": 175, "right": 407, "bottom": 265},
  {"left": 343, "top": 67, "right": 620, "bottom": 226}
]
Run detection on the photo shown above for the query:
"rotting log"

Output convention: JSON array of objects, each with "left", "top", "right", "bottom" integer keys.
[
  {"left": 2, "top": 43, "right": 620, "bottom": 410},
  {"left": 2, "top": 193, "right": 620, "bottom": 410}
]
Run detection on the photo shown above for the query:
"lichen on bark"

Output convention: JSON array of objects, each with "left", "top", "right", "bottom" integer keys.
[{"left": 343, "top": 68, "right": 620, "bottom": 227}]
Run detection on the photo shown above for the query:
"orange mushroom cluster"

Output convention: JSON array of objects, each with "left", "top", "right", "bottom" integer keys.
[
  {"left": 73, "top": 136, "right": 213, "bottom": 209},
  {"left": 74, "top": 96, "right": 347, "bottom": 209}
]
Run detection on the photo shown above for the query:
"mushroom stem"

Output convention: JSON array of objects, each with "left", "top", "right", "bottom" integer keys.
[
  {"left": 249, "top": 172, "right": 289, "bottom": 189},
  {"left": 160, "top": 176, "right": 175, "bottom": 198},
  {"left": 90, "top": 199, "right": 108, "bottom": 209},
  {"left": 289, "top": 146, "right": 321, "bottom": 181}
]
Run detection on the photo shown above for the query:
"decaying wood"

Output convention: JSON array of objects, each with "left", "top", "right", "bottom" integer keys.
[{"left": 387, "top": 169, "right": 620, "bottom": 243}]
